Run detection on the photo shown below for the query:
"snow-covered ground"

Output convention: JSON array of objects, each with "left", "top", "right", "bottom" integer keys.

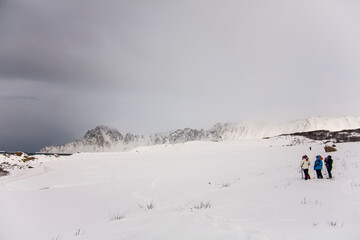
[{"left": 1, "top": 137, "right": 360, "bottom": 240}]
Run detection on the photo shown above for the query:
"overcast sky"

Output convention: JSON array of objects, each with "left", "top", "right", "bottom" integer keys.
[{"left": 1, "top": 0, "right": 360, "bottom": 152}]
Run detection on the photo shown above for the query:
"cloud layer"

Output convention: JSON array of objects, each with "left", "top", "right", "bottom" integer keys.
[{"left": 1, "top": 0, "right": 360, "bottom": 151}]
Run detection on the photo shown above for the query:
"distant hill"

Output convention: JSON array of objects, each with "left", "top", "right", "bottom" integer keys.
[{"left": 40, "top": 116, "right": 360, "bottom": 153}]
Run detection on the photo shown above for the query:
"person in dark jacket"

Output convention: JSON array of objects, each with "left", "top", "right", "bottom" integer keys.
[
  {"left": 325, "top": 155, "right": 333, "bottom": 179},
  {"left": 314, "top": 155, "right": 323, "bottom": 179}
]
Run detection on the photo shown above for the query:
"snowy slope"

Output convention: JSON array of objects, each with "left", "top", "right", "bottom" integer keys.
[
  {"left": 1, "top": 137, "right": 360, "bottom": 240},
  {"left": 216, "top": 116, "right": 360, "bottom": 140},
  {"left": 41, "top": 116, "right": 360, "bottom": 153}
]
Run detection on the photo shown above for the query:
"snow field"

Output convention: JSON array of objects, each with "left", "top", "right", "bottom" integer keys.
[{"left": 1, "top": 138, "right": 360, "bottom": 240}]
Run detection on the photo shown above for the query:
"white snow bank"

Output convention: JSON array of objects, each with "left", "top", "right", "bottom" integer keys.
[{"left": 1, "top": 138, "right": 360, "bottom": 240}]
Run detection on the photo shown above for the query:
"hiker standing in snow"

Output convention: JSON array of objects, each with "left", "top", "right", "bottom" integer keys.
[
  {"left": 300, "top": 155, "right": 310, "bottom": 180},
  {"left": 314, "top": 155, "right": 323, "bottom": 179},
  {"left": 325, "top": 155, "right": 333, "bottom": 179}
]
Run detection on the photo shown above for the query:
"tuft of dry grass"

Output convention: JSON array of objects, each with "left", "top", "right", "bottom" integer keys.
[
  {"left": 138, "top": 201, "right": 155, "bottom": 210},
  {"left": 193, "top": 201, "right": 211, "bottom": 209},
  {"left": 110, "top": 212, "right": 126, "bottom": 221},
  {"left": 74, "top": 229, "right": 83, "bottom": 236},
  {"left": 221, "top": 183, "right": 231, "bottom": 188}
]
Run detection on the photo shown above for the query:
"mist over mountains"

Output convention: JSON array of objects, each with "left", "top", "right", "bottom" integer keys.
[{"left": 41, "top": 116, "right": 360, "bottom": 153}]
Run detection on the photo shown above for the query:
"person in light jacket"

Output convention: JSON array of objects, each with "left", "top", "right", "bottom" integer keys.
[
  {"left": 314, "top": 155, "right": 323, "bottom": 179},
  {"left": 301, "top": 155, "right": 311, "bottom": 180}
]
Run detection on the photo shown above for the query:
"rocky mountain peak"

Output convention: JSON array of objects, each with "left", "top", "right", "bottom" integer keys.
[{"left": 83, "top": 125, "right": 124, "bottom": 147}]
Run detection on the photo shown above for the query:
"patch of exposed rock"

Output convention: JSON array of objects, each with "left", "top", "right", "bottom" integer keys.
[{"left": 284, "top": 128, "right": 360, "bottom": 143}]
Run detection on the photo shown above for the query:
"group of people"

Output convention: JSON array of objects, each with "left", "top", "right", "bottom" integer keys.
[{"left": 300, "top": 155, "right": 333, "bottom": 180}]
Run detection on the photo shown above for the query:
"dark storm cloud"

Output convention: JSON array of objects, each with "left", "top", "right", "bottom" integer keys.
[
  {"left": 1, "top": 0, "right": 360, "bottom": 151},
  {"left": 0, "top": 0, "right": 83, "bottom": 82},
  {"left": 0, "top": 0, "right": 137, "bottom": 89}
]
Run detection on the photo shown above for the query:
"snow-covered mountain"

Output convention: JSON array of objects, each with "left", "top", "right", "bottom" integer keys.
[
  {"left": 41, "top": 116, "right": 360, "bottom": 153},
  {"left": 40, "top": 126, "right": 220, "bottom": 153},
  {"left": 215, "top": 116, "right": 360, "bottom": 140}
]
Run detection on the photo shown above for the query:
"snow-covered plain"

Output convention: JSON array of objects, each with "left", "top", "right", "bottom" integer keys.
[{"left": 1, "top": 137, "right": 360, "bottom": 240}]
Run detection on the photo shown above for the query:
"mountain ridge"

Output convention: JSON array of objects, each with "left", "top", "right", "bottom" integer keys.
[{"left": 40, "top": 116, "right": 360, "bottom": 153}]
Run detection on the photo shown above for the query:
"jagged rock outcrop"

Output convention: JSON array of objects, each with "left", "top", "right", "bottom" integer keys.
[
  {"left": 41, "top": 116, "right": 360, "bottom": 153},
  {"left": 0, "top": 167, "right": 9, "bottom": 176},
  {"left": 83, "top": 126, "right": 124, "bottom": 147},
  {"left": 286, "top": 128, "right": 360, "bottom": 143}
]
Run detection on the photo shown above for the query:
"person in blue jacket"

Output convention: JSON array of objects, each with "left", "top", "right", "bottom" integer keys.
[{"left": 314, "top": 155, "right": 323, "bottom": 179}]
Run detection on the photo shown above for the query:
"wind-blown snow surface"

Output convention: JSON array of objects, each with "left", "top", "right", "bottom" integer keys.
[{"left": 1, "top": 137, "right": 360, "bottom": 240}]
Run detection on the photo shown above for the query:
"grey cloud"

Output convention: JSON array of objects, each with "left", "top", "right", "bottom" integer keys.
[
  {"left": 0, "top": 0, "right": 133, "bottom": 88},
  {"left": 0, "top": 94, "right": 39, "bottom": 102},
  {"left": 1, "top": 0, "right": 360, "bottom": 151}
]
